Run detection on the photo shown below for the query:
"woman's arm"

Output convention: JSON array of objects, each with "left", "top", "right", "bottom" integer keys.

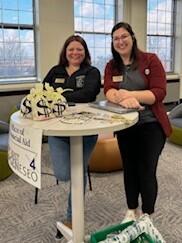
[
  {"left": 63, "top": 67, "right": 101, "bottom": 103},
  {"left": 140, "top": 53, "right": 166, "bottom": 103},
  {"left": 118, "top": 89, "right": 156, "bottom": 105},
  {"left": 106, "top": 54, "right": 166, "bottom": 106}
]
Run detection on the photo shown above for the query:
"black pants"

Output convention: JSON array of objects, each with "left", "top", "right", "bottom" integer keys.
[{"left": 116, "top": 122, "right": 166, "bottom": 214}]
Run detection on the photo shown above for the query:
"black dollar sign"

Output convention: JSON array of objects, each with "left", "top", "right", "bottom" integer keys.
[
  {"left": 37, "top": 98, "right": 52, "bottom": 117},
  {"left": 52, "top": 100, "right": 66, "bottom": 116},
  {"left": 21, "top": 98, "right": 32, "bottom": 116}
]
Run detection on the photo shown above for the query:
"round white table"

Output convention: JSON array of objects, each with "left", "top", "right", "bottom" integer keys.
[{"left": 10, "top": 104, "right": 138, "bottom": 243}]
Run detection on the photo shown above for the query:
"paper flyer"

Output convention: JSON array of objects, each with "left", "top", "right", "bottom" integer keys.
[{"left": 8, "top": 120, "right": 42, "bottom": 189}]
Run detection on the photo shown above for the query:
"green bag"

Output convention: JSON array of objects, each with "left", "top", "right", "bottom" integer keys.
[{"left": 90, "top": 221, "right": 154, "bottom": 243}]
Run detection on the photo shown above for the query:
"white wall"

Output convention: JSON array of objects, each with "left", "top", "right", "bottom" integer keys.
[
  {"left": 0, "top": 0, "right": 74, "bottom": 120},
  {"left": 37, "top": 0, "right": 74, "bottom": 80},
  {"left": 123, "top": 0, "right": 147, "bottom": 51}
]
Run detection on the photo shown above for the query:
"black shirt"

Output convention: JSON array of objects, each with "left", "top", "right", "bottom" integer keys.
[{"left": 43, "top": 65, "right": 101, "bottom": 103}]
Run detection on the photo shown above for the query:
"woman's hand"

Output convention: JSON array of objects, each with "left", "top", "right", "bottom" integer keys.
[
  {"left": 106, "top": 88, "right": 144, "bottom": 110},
  {"left": 106, "top": 89, "right": 121, "bottom": 103},
  {"left": 118, "top": 89, "right": 132, "bottom": 100},
  {"left": 119, "top": 97, "right": 144, "bottom": 110},
  {"left": 106, "top": 89, "right": 132, "bottom": 104}
]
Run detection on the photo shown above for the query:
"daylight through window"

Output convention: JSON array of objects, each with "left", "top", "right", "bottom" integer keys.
[
  {"left": 74, "top": 0, "right": 116, "bottom": 75},
  {"left": 147, "top": 0, "right": 176, "bottom": 72},
  {"left": 0, "top": 0, "right": 36, "bottom": 80}
]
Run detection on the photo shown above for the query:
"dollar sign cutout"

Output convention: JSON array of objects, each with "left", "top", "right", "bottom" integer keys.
[
  {"left": 37, "top": 98, "right": 52, "bottom": 118},
  {"left": 20, "top": 97, "right": 32, "bottom": 117},
  {"left": 52, "top": 100, "right": 66, "bottom": 117}
]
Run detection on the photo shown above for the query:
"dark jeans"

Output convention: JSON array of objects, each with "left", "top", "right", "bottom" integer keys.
[{"left": 116, "top": 122, "right": 166, "bottom": 214}]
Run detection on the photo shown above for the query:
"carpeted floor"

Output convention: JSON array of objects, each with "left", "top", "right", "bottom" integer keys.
[{"left": 0, "top": 141, "right": 182, "bottom": 243}]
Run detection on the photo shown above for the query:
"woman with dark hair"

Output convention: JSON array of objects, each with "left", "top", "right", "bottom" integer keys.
[
  {"left": 58, "top": 35, "right": 91, "bottom": 68},
  {"left": 43, "top": 35, "right": 101, "bottom": 229},
  {"left": 104, "top": 22, "right": 171, "bottom": 222}
]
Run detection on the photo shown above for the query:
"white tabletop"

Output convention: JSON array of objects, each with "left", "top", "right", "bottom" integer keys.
[
  {"left": 11, "top": 104, "right": 138, "bottom": 136},
  {"left": 10, "top": 104, "right": 138, "bottom": 243}
]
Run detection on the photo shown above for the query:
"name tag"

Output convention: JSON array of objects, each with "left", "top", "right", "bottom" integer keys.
[
  {"left": 112, "top": 75, "right": 123, "bottom": 82},
  {"left": 55, "top": 78, "right": 65, "bottom": 83}
]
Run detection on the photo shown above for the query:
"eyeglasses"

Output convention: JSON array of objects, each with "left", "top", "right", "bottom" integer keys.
[{"left": 112, "top": 34, "right": 130, "bottom": 43}]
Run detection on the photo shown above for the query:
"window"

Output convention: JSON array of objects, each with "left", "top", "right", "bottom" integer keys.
[
  {"left": 147, "top": 0, "right": 176, "bottom": 72},
  {"left": 0, "top": 0, "right": 36, "bottom": 81},
  {"left": 74, "top": 0, "right": 116, "bottom": 75}
]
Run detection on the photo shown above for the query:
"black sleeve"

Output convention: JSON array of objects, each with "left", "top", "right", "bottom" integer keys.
[
  {"left": 63, "top": 67, "right": 101, "bottom": 103},
  {"left": 42, "top": 67, "right": 56, "bottom": 85}
]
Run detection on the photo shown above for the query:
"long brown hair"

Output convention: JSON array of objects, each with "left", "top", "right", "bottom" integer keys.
[
  {"left": 58, "top": 35, "right": 91, "bottom": 67},
  {"left": 111, "top": 22, "right": 139, "bottom": 71}
]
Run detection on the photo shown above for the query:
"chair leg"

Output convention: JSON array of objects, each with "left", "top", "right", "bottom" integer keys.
[
  {"left": 34, "top": 179, "right": 59, "bottom": 204},
  {"left": 34, "top": 174, "right": 89, "bottom": 203},
  {"left": 87, "top": 165, "right": 92, "bottom": 191},
  {"left": 35, "top": 187, "right": 38, "bottom": 204}
]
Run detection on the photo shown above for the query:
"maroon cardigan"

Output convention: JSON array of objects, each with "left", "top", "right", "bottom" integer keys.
[{"left": 104, "top": 51, "right": 172, "bottom": 137}]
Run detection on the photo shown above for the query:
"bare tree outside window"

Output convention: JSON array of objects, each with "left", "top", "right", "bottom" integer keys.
[{"left": 0, "top": 0, "right": 36, "bottom": 80}]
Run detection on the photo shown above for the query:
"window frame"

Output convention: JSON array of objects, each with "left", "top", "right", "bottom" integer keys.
[
  {"left": 146, "top": 0, "right": 177, "bottom": 73},
  {"left": 74, "top": 0, "right": 120, "bottom": 76},
  {"left": 0, "top": 0, "right": 37, "bottom": 83}
]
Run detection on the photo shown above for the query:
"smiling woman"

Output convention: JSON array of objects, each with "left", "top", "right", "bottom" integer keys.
[
  {"left": 104, "top": 21, "right": 172, "bottom": 224},
  {"left": 65, "top": 41, "right": 86, "bottom": 75},
  {"left": 42, "top": 34, "right": 101, "bottom": 231}
]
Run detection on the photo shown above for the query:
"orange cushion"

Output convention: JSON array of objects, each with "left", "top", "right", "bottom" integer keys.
[{"left": 89, "top": 134, "right": 123, "bottom": 172}]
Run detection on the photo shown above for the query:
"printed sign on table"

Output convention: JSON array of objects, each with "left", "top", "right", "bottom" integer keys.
[{"left": 8, "top": 120, "right": 43, "bottom": 189}]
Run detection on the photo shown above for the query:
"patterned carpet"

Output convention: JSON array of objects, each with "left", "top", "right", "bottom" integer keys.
[{"left": 0, "top": 141, "right": 182, "bottom": 243}]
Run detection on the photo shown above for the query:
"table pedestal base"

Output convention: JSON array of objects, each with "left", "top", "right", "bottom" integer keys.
[
  {"left": 56, "top": 221, "right": 89, "bottom": 243},
  {"left": 56, "top": 221, "right": 73, "bottom": 242},
  {"left": 56, "top": 136, "right": 85, "bottom": 243}
]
